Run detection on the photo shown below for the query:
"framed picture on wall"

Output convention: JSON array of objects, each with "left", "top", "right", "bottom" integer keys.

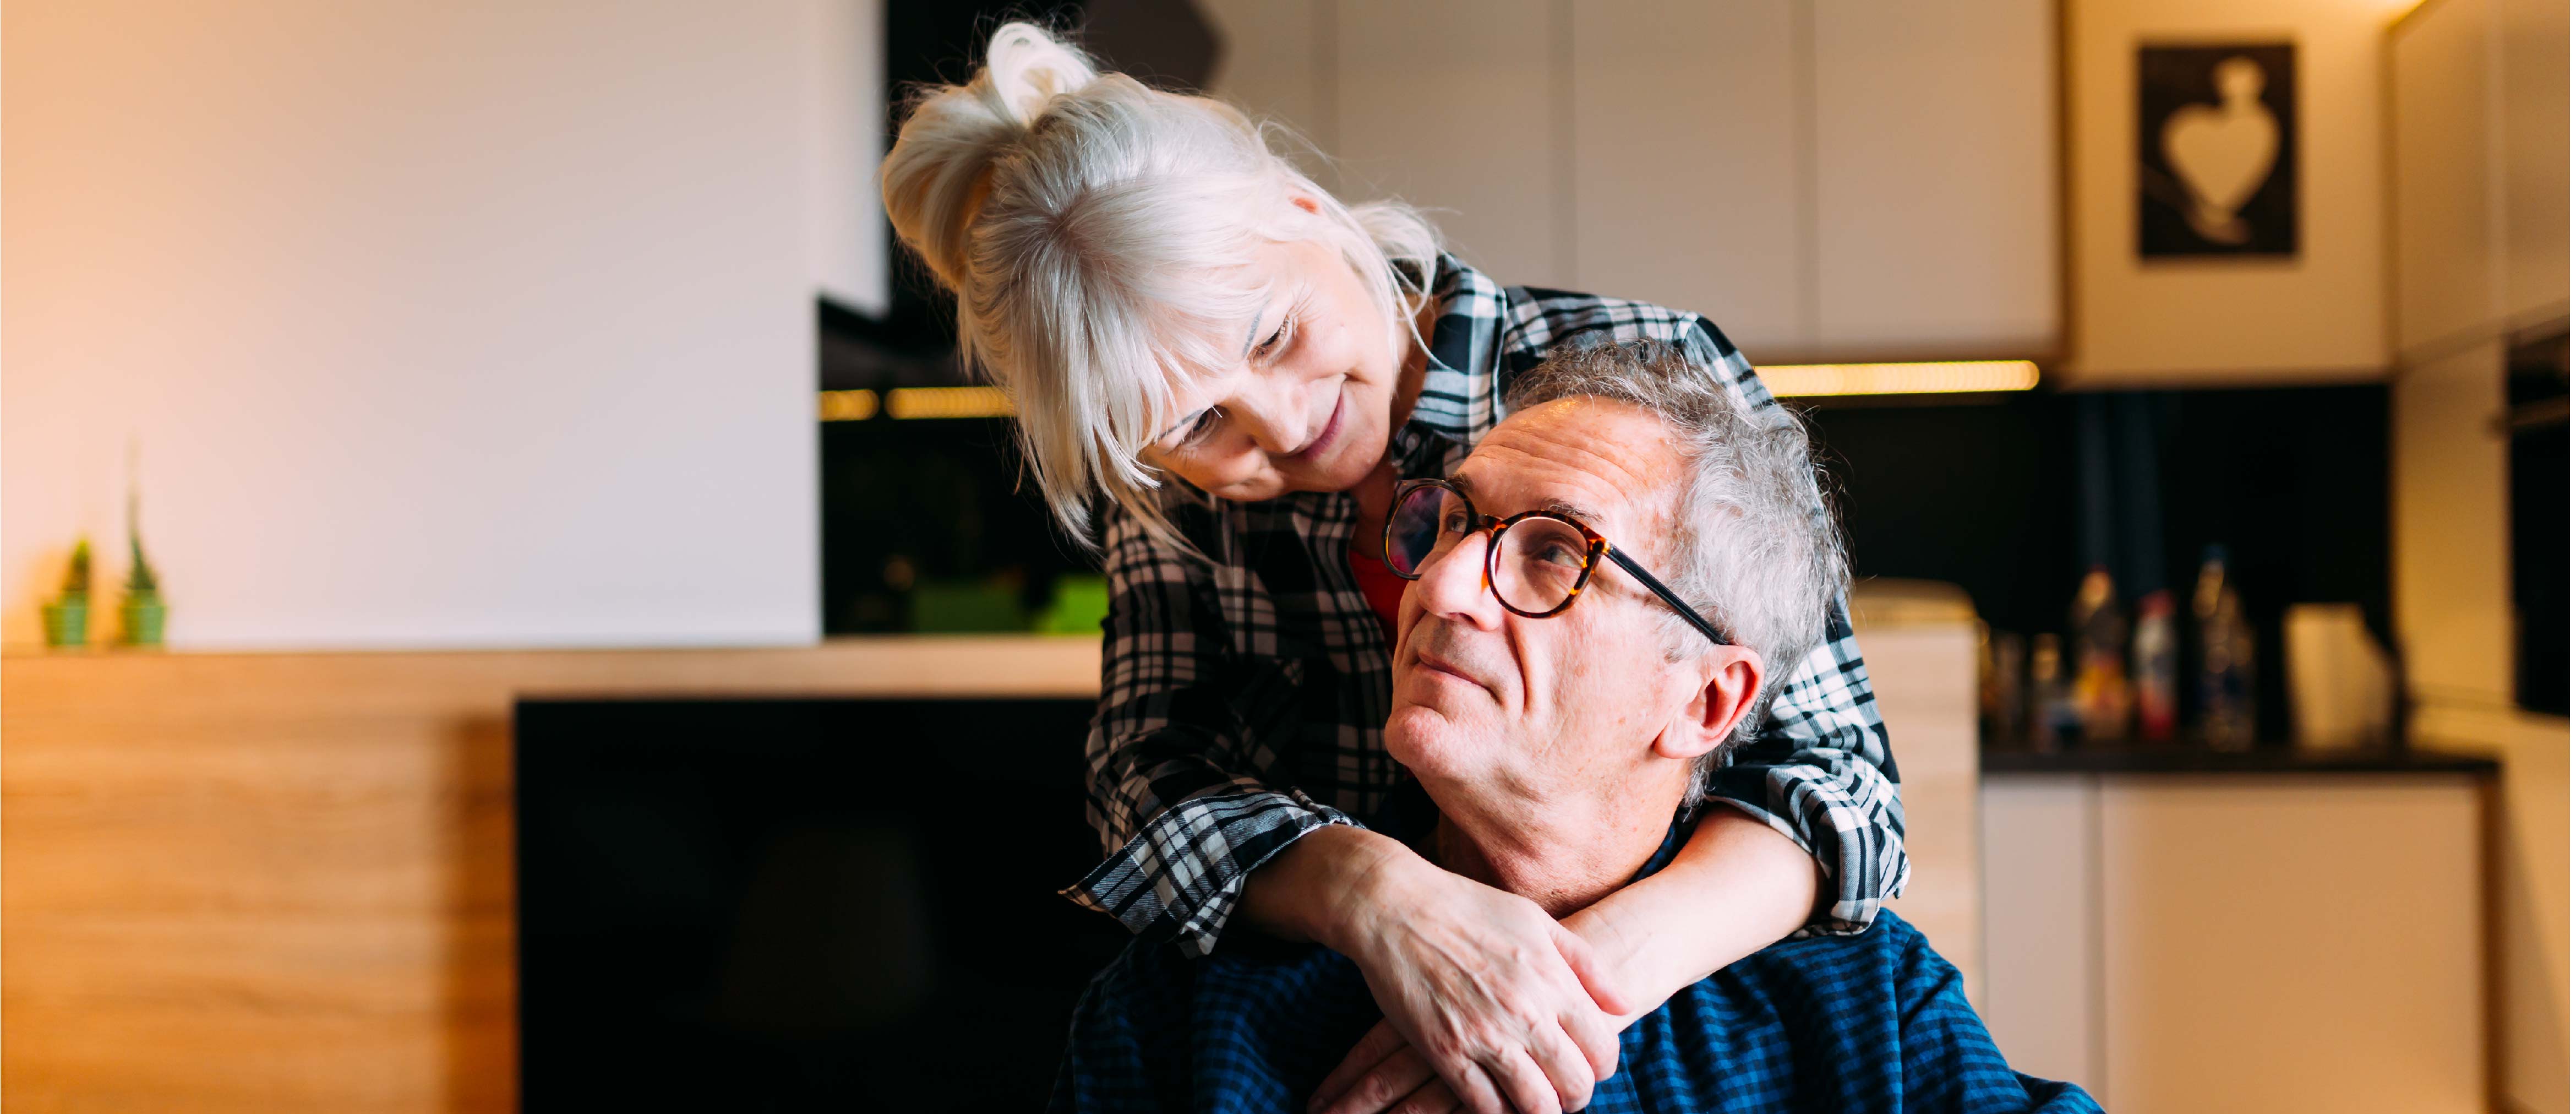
[{"left": 2137, "top": 42, "right": 2298, "bottom": 258}]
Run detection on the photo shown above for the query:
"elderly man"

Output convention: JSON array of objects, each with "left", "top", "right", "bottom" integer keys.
[{"left": 1050, "top": 342, "right": 2095, "bottom": 1114}]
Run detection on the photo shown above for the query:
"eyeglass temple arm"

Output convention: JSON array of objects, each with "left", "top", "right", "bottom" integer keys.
[{"left": 1600, "top": 545, "right": 1730, "bottom": 646}]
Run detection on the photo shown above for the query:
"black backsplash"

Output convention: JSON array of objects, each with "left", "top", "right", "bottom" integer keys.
[
  {"left": 822, "top": 384, "right": 2395, "bottom": 749},
  {"left": 1802, "top": 384, "right": 2392, "bottom": 745}
]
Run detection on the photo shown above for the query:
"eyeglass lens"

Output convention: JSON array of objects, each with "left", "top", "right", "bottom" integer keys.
[{"left": 1386, "top": 483, "right": 1592, "bottom": 615}]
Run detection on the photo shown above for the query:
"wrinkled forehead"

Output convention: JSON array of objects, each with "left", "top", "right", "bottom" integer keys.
[
  {"left": 1455, "top": 398, "right": 1683, "bottom": 541},
  {"left": 1139, "top": 253, "right": 1296, "bottom": 395},
  {"left": 1107, "top": 258, "right": 1284, "bottom": 449}
]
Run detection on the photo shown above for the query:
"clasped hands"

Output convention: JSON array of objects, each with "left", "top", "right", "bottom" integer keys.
[{"left": 1290, "top": 832, "right": 1649, "bottom": 1114}]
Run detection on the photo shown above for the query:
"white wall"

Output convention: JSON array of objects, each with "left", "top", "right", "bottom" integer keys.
[
  {"left": 3, "top": 0, "right": 844, "bottom": 649},
  {"left": 809, "top": 0, "right": 889, "bottom": 315},
  {"left": 2064, "top": 0, "right": 2414, "bottom": 385}
]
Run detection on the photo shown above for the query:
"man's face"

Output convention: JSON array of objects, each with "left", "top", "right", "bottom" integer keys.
[{"left": 1384, "top": 398, "right": 1710, "bottom": 811}]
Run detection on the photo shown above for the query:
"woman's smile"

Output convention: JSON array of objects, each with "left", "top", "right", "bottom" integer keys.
[{"left": 1291, "top": 391, "right": 1347, "bottom": 463}]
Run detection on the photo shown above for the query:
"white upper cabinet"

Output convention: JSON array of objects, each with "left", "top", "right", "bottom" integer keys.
[
  {"left": 1196, "top": 0, "right": 1329, "bottom": 162},
  {"left": 2501, "top": 0, "right": 2569, "bottom": 328},
  {"left": 1570, "top": 0, "right": 1810, "bottom": 357},
  {"left": 2392, "top": 0, "right": 2569, "bottom": 361},
  {"left": 2393, "top": 0, "right": 2506, "bottom": 357},
  {"left": 1813, "top": 0, "right": 2058, "bottom": 358},
  {"left": 1335, "top": 0, "right": 1564, "bottom": 287},
  {"left": 1203, "top": 0, "right": 2061, "bottom": 362}
]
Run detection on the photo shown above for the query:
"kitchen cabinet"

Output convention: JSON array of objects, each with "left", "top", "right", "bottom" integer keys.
[
  {"left": 2393, "top": 0, "right": 2509, "bottom": 358},
  {"left": 1204, "top": 0, "right": 2061, "bottom": 362},
  {"left": 1570, "top": 0, "right": 1808, "bottom": 355},
  {"left": 1812, "top": 0, "right": 2057, "bottom": 357},
  {"left": 1193, "top": 0, "right": 1329, "bottom": 155},
  {"left": 0, "top": 638, "right": 1100, "bottom": 1112},
  {"left": 1336, "top": 0, "right": 1563, "bottom": 286},
  {"left": 1983, "top": 770, "right": 2487, "bottom": 1112},
  {"left": 2498, "top": 0, "right": 2569, "bottom": 328},
  {"left": 2392, "top": 0, "right": 2571, "bottom": 362},
  {"left": 1852, "top": 598, "right": 1986, "bottom": 1006}
]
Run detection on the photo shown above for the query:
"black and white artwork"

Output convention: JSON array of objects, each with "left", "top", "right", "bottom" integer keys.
[{"left": 2138, "top": 43, "right": 2297, "bottom": 258}]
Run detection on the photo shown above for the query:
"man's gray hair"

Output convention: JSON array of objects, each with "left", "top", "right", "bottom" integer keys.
[{"left": 1502, "top": 340, "right": 1850, "bottom": 809}]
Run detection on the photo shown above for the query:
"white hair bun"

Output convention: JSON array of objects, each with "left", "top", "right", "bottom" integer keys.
[
  {"left": 882, "top": 22, "right": 1101, "bottom": 290},
  {"left": 983, "top": 23, "right": 1098, "bottom": 128}
]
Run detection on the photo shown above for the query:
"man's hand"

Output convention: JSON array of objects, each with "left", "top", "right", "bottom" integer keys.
[
  {"left": 1306, "top": 854, "right": 1631, "bottom": 1114},
  {"left": 1309, "top": 1020, "right": 1453, "bottom": 1114}
]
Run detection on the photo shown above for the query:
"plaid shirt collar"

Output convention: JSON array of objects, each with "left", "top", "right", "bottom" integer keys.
[{"left": 1388, "top": 254, "right": 1510, "bottom": 477}]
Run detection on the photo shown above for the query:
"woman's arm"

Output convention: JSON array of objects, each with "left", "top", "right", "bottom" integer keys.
[
  {"left": 1557, "top": 808, "right": 1818, "bottom": 1019},
  {"left": 1065, "top": 498, "right": 1360, "bottom": 952},
  {"left": 1697, "top": 607, "right": 1912, "bottom": 936}
]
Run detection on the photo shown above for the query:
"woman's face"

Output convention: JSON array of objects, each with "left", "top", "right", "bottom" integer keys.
[{"left": 1136, "top": 232, "right": 1406, "bottom": 502}]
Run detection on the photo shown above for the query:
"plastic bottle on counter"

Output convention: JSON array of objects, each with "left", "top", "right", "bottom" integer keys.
[
  {"left": 2027, "top": 632, "right": 2075, "bottom": 750},
  {"left": 2193, "top": 545, "right": 2257, "bottom": 750},
  {"left": 1981, "top": 627, "right": 2028, "bottom": 749},
  {"left": 2069, "top": 567, "right": 2131, "bottom": 743},
  {"left": 2132, "top": 589, "right": 2179, "bottom": 742}
]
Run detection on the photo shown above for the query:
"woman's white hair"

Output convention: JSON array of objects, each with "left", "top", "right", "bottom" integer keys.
[
  {"left": 1502, "top": 340, "right": 1851, "bottom": 808},
  {"left": 881, "top": 21, "right": 1441, "bottom": 548}
]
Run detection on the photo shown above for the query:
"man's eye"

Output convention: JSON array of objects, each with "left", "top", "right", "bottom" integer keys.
[
  {"left": 1438, "top": 509, "right": 1471, "bottom": 536},
  {"left": 1533, "top": 542, "right": 1585, "bottom": 568}
]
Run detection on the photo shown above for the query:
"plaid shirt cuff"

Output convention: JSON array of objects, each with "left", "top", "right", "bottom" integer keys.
[
  {"left": 1062, "top": 787, "right": 1357, "bottom": 955},
  {"left": 1704, "top": 758, "right": 1912, "bottom": 938}
]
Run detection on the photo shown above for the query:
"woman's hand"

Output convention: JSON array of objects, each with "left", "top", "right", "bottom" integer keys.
[
  {"left": 1305, "top": 851, "right": 1633, "bottom": 1114},
  {"left": 1303, "top": 811, "right": 1821, "bottom": 1113},
  {"left": 1307, "top": 894, "right": 1654, "bottom": 1114}
]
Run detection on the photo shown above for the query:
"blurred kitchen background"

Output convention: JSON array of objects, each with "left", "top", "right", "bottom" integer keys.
[{"left": 2, "top": 1, "right": 2565, "bottom": 1112}]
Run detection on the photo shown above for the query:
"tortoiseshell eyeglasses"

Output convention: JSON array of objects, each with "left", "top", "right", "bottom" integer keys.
[{"left": 1380, "top": 477, "right": 1730, "bottom": 645}]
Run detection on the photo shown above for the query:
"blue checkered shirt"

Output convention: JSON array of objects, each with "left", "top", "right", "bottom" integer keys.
[
  {"left": 1052, "top": 802, "right": 2094, "bottom": 1114},
  {"left": 1067, "top": 255, "right": 1907, "bottom": 954}
]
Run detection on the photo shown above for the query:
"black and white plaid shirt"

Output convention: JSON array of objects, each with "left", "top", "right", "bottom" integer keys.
[{"left": 1065, "top": 255, "right": 1907, "bottom": 955}]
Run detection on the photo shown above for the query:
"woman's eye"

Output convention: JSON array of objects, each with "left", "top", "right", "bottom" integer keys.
[
  {"left": 1177, "top": 409, "right": 1220, "bottom": 447},
  {"left": 1255, "top": 317, "right": 1292, "bottom": 357}
]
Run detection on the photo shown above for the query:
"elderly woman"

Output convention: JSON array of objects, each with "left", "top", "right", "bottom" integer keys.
[{"left": 881, "top": 24, "right": 1906, "bottom": 1114}]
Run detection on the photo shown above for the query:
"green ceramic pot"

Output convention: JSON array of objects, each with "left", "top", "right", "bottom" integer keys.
[
  {"left": 42, "top": 595, "right": 89, "bottom": 648},
  {"left": 120, "top": 594, "right": 166, "bottom": 647}
]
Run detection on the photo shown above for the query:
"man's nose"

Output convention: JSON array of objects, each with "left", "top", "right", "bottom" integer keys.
[{"left": 1411, "top": 528, "right": 1503, "bottom": 629}]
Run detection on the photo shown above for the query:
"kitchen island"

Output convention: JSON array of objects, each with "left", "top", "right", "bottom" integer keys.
[{"left": 4, "top": 582, "right": 1986, "bottom": 1114}]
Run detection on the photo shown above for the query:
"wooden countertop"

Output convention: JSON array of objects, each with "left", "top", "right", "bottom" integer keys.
[
  {"left": 3, "top": 634, "right": 1104, "bottom": 699},
  {"left": 1981, "top": 743, "right": 2501, "bottom": 776}
]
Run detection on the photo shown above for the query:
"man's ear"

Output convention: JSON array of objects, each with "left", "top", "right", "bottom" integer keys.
[{"left": 1652, "top": 646, "right": 1766, "bottom": 762}]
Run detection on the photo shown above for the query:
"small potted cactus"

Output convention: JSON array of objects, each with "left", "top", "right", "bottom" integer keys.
[
  {"left": 41, "top": 539, "right": 91, "bottom": 648},
  {"left": 119, "top": 488, "right": 166, "bottom": 647},
  {"left": 120, "top": 534, "right": 165, "bottom": 647}
]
